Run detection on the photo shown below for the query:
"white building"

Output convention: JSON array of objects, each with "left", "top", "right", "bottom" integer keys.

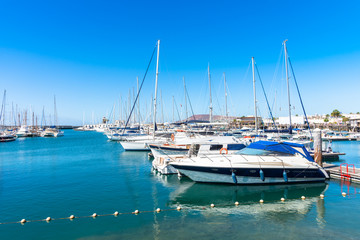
[{"left": 278, "top": 116, "right": 305, "bottom": 125}]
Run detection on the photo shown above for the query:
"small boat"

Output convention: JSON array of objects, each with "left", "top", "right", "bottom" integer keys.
[
  {"left": 119, "top": 134, "right": 169, "bottom": 151},
  {"left": 40, "top": 126, "right": 64, "bottom": 137},
  {"left": 170, "top": 141, "right": 329, "bottom": 185},
  {"left": 0, "top": 132, "right": 16, "bottom": 142}
]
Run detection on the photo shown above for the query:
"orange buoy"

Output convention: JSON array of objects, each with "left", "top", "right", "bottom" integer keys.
[{"left": 220, "top": 148, "right": 228, "bottom": 154}]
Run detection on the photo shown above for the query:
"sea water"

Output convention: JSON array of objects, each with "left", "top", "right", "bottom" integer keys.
[{"left": 0, "top": 130, "right": 359, "bottom": 240}]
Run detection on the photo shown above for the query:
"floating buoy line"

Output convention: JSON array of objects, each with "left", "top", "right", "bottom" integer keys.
[{"left": 0, "top": 192, "right": 357, "bottom": 225}]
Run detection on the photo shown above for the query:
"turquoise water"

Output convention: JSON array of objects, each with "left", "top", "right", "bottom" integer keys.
[{"left": 0, "top": 130, "right": 360, "bottom": 240}]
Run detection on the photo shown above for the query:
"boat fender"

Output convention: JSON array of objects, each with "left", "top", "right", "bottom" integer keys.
[
  {"left": 260, "top": 169, "right": 265, "bottom": 181},
  {"left": 232, "top": 172, "right": 237, "bottom": 184},
  {"left": 171, "top": 134, "right": 175, "bottom": 141},
  {"left": 220, "top": 148, "right": 228, "bottom": 154},
  {"left": 283, "top": 170, "right": 288, "bottom": 182}
]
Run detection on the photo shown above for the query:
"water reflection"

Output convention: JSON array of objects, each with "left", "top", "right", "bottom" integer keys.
[{"left": 155, "top": 174, "right": 328, "bottom": 220}]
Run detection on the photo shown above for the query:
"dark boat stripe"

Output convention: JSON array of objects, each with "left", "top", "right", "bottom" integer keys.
[{"left": 173, "top": 165, "right": 326, "bottom": 179}]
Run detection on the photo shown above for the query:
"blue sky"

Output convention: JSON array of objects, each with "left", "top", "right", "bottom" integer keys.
[{"left": 0, "top": 0, "right": 360, "bottom": 125}]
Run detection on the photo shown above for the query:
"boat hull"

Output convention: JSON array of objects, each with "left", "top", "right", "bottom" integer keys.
[
  {"left": 119, "top": 141, "right": 151, "bottom": 151},
  {"left": 171, "top": 165, "right": 327, "bottom": 185},
  {"left": 0, "top": 136, "right": 16, "bottom": 142}
]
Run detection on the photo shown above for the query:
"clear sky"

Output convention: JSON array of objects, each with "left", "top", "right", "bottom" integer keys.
[{"left": 1, "top": 0, "right": 360, "bottom": 125}]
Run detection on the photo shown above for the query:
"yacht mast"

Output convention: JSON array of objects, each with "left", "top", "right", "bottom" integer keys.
[
  {"left": 1, "top": 90, "right": 6, "bottom": 127},
  {"left": 153, "top": 40, "right": 160, "bottom": 138},
  {"left": 183, "top": 77, "right": 188, "bottom": 122},
  {"left": 252, "top": 57, "right": 258, "bottom": 134},
  {"left": 283, "top": 39, "right": 292, "bottom": 134},
  {"left": 223, "top": 72, "right": 228, "bottom": 118},
  {"left": 133, "top": 87, "right": 136, "bottom": 124},
  {"left": 54, "top": 96, "right": 58, "bottom": 127},
  {"left": 172, "top": 96, "right": 175, "bottom": 123},
  {"left": 208, "top": 63, "right": 213, "bottom": 123},
  {"left": 119, "top": 95, "right": 122, "bottom": 124},
  {"left": 137, "top": 76, "right": 140, "bottom": 126},
  {"left": 160, "top": 90, "right": 164, "bottom": 124}
]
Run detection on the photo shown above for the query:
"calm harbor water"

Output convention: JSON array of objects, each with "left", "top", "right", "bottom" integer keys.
[{"left": 1, "top": 130, "right": 360, "bottom": 240}]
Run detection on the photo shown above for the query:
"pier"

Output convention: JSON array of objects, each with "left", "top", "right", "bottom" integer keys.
[{"left": 324, "top": 163, "right": 360, "bottom": 183}]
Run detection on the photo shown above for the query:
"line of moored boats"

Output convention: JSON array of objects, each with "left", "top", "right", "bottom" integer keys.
[
  {"left": 0, "top": 125, "right": 63, "bottom": 142},
  {"left": 74, "top": 122, "right": 359, "bottom": 185}
]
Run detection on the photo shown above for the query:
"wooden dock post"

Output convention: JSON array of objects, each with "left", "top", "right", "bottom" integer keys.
[{"left": 314, "top": 130, "right": 323, "bottom": 167}]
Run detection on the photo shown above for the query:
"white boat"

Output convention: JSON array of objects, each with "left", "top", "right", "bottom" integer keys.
[
  {"left": 119, "top": 134, "right": 169, "bottom": 151},
  {"left": 0, "top": 132, "right": 16, "bottom": 142},
  {"left": 16, "top": 125, "right": 38, "bottom": 137},
  {"left": 40, "top": 96, "right": 64, "bottom": 138},
  {"left": 40, "top": 127, "right": 64, "bottom": 137},
  {"left": 170, "top": 141, "right": 329, "bottom": 185},
  {"left": 150, "top": 136, "right": 250, "bottom": 175}
]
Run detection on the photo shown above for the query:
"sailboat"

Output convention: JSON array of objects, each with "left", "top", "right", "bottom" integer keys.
[
  {"left": 41, "top": 96, "right": 64, "bottom": 137},
  {"left": 119, "top": 40, "right": 171, "bottom": 151},
  {"left": 0, "top": 90, "right": 16, "bottom": 142}
]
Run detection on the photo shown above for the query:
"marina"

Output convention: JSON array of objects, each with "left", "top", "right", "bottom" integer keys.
[
  {"left": 1, "top": 1, "right": 360, "bottom": 239},
  {"left": 0, "top": 130, "right": 360, "bottom": 240}
]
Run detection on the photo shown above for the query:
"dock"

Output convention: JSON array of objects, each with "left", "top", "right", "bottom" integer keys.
[
  {"left": 310, "top": 152, "right": 345, "bottom": 161},
  {"left": 324, "top": 163, "right": 360, "bottom": 183}
]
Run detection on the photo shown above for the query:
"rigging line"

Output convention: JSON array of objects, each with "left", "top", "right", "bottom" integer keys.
[
  {"left": 0, "top": 90, "right": 5, "bottom": 124},
  {"left": 287, "top": 57, "right": 312, "bottom": 138},
  {"left": 173, "top": 97, "right": 181, "bottom": 122},
  {"left": 122, "top": 44, "right": 157, "bottom": 134},
  {"left": 255, "top": 63, "right": 278, "bottom": 131},
  {"left": 270, "top": 46, "right": 284, "bottom": 110},
  {"left": 185, "top": 84, "right": 196, "bottom": 122}
]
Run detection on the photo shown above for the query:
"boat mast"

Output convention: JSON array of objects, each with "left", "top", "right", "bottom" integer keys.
[
  {"left": 208, "top": 63, "right": 212, "bottom": 123},
  {"left": 1, "top": 90, "right": 6, "bottom": 127},
  {"left": 160, "top": 90, "right": 164, "bottom": 124},
  {"left": 252, "top": 57, "right": 258, "bottom": 134},
  {"left": 172, "top": 96, "right": 175, "bottom": 123},
  {"left": 283, "top": 39, "right": 292, "bottom": 134},
  {"left": 223, "top": 72, "right": 228, "bottom": 118},
  {"left": 137, "top": 76, "right": 141, "bottom": 126},
  {"left": 119, "top": 95, "right": 122, "bottom": 125},
  {"left": 54, "top": 95, "right": 58, "bottom": 127},
  {"left": 183, "top": 77, "right": 188, "bottom": 122},
  {"left": 153, "top": 40, "right": 160, "bottom": 138},
  {"left": 132, "top": 88, "right": 136, "bottom": 124},
  {"left": 113, "top": 102, "right": 116, "bottom": 125}
]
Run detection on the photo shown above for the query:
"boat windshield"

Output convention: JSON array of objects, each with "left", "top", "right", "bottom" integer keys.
[{"left": 236, "top": 148, "right": 294, "bottom": 156}]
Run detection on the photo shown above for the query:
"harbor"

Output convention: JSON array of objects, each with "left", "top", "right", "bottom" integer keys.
[
  {"left": 1, "top": 130, "right": 360, "bottom": 240},
  {"left": 2, "top": 1, "right": 360, "bottom": 239}
]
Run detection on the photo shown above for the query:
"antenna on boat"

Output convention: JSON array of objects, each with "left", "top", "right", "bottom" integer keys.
[
  {"left": 153, "top": 40, "right": 160, "bottom": 138},
  {"left": 252, "top": 57, "right": 258, "bottom": 135},
  {"left": 283, "top": 39, "right": 292, "bottom": 134}
]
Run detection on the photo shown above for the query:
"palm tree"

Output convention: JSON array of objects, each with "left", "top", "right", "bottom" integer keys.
[{"left": 331, "top": 109, "right": 341, "bottom": 118}]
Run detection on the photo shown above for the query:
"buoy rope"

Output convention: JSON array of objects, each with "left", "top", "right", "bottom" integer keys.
[{"left": 0, "top": 192, "right": 357, "bottom": 225}]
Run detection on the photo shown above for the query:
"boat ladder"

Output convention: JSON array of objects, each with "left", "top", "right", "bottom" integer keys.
[{"left": 340, "top": 163, "right": 355, "bottom": 181}]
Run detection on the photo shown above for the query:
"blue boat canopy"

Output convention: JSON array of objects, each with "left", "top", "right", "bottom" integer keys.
[{"left": 243, "top": 141, "right": 314, "bottom": 162}]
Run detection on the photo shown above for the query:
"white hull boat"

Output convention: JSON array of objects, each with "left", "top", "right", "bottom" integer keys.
[{"left": 170, "top": 141, "right": 329, "bottom": 185}]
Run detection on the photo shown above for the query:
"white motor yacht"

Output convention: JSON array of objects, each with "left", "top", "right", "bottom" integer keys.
[{"left": 170, "top": 141, "right": 328, "bottom": 185}]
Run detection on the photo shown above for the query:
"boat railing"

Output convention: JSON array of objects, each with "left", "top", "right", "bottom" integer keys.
[{"left": 340, "top": 163, "right": 355, "bottom": 181}]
